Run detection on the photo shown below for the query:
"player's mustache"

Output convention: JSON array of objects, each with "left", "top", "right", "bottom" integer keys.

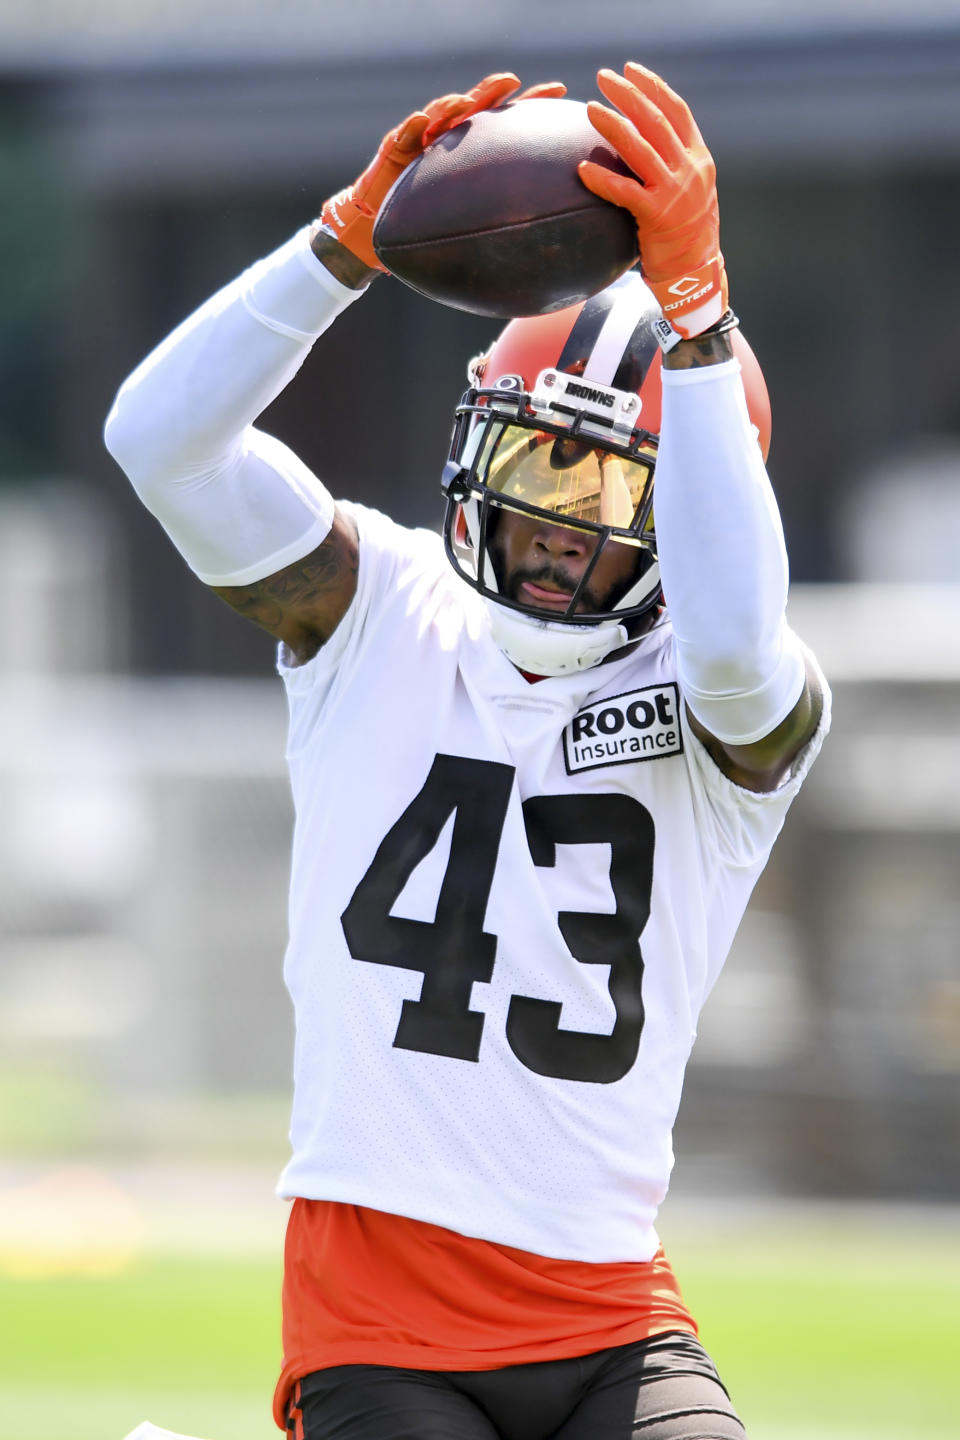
[{"left": 510, "top": 564, "right": 595, "bottom": 605}]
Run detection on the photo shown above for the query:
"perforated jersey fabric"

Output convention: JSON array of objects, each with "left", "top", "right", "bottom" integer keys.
[{"left": 275, "top": 501, "right": 830, "bottom": 1264}]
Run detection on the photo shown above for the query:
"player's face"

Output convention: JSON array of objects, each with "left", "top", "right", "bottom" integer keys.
[{"left": 488, "top": 507, "right": 643, "bottom": 616}]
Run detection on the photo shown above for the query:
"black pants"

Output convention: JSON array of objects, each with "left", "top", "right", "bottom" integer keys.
[{"left": 288, "top": 1332, "right": 747, "bottom": 1440}]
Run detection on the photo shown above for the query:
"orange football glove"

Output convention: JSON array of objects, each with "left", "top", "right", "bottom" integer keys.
[
  {"left": 320, "top": 75, "right": 567, "bottom": 271},
  {"left": 578, "top": 62, "right": 728, "bottom": 341}
]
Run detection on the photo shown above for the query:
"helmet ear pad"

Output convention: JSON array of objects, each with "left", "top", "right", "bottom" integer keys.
[
  {"left": 453, "top": 503, "right": 470, "bottom": 549},
  {"left": 474, "top": 502, "right": 507, "bottom": 588},
  {"left": 454, "top": 492, "right": 509, "bottom": 602}
]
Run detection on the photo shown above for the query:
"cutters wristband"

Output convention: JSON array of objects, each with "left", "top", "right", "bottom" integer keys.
[{"left": 653, "top": 306, "right": 740, "bottom": 354}]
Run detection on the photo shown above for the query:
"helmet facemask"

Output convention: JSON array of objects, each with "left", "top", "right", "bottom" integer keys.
[
  {"left": 437, "top": 272, "right": 771, "bottom": 675},
  {"left": 442, "top": 368, "right": 662, "bottom": 635},
  {"left": 438, "top": 270, "right": 701, "bottom": 675}
]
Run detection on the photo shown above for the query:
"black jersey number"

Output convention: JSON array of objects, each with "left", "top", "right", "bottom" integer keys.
[{"left": 340, "top": 754, "right": 653, "bottom": 1084}]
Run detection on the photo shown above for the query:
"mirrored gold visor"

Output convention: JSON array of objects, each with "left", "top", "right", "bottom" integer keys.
[{"left": 475, "top": 422, "right": 656, "bottom": 531}]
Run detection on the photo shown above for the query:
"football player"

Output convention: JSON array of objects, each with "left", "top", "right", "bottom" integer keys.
[{"left": 108, "top": 63, "right": 828, "bottom": 1440}]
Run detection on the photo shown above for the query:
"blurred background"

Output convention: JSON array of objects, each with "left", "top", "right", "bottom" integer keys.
[{"left": 1, "top": 2, "right": 959, "bottom": 1438}]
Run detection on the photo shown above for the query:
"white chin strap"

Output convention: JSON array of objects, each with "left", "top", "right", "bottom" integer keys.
[{"left": 485, "top": 600, "right": 630, "bottom": 676}]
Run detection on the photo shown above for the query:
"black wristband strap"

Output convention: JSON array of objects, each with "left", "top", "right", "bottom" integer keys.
[
  {"left": 697, "top": 308, "right": 740, "bottom": 337},
  {"left": 653, "top": 307, "right": 740, "bottom": 353}
]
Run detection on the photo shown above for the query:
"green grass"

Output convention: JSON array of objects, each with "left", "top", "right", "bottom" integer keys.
[
  {"left": 660, "top": 1205, "right": 960, "bottom": 1439},
  {"left": 2, "top": 1204, "right": 958, "bottom": 1440},
  {"left": 1, "top": 1255, "right": 281, "bottom": 1440}
]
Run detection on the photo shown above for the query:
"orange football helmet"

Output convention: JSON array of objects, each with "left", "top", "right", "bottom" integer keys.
[{"left": 441, "top": 270, "right": 771, "bottom": 675}]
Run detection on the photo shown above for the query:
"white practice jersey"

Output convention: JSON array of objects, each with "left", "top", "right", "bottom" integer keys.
[{"left": 276, "top": 501, "right": 830, "bottom": 1263}]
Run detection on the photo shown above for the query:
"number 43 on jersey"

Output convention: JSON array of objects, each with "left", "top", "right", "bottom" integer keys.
[{"left": 341, "top": 754, "right": 654, "bottom": 1084}]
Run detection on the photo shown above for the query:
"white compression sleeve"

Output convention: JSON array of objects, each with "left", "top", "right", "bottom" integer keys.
[
  {"left": 654, "top": 357, "right": 807, "bottom": 745},
  {"left": 103, "top": 226, "right": 364, "bottom": 586}
]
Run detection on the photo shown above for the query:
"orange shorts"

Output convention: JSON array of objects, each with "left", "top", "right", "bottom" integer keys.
[{"left": 273, "top": 1200, "right": 697, "bottom": 1430}]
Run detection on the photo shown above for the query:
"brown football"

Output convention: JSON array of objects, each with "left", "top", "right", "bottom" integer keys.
[{"left": 372, "top": 98, "right": 639, "bottom": 318}]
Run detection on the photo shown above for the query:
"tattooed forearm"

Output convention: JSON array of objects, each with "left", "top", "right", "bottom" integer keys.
[
  {"left": 211, "top": 515, "right": 359, "bottom": 652},
  {"left": 220, "top": 543, "right": 355, "bottom": 614},
  {"left": 663, "top": 329, "right": 735, "bottom": 370},
  {"left": 211, "top": 583, "right": 285, "bottom": 630}
]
